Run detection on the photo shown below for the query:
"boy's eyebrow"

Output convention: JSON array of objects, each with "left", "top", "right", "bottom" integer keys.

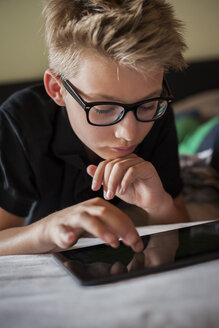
[{"left": 83, "top": 88, "right": 163, "bottom": 103}]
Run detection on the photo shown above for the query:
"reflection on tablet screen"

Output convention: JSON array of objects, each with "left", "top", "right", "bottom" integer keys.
[{"left": 54, "top": 220, "right": 219, "bottom": 285}]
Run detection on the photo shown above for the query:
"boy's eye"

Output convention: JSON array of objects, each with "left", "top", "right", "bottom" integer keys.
[
  {"left": 89, "top": 105, "right": 124, "bottom": 125},
  {"left": 93, "top": 106, "right": 115, "bottom": 114},
  {"left": 138, "top": 102, "right": 157, "bottom": 111},
  {"left": 92, "top": 105, "right": 123, "bottom": 115}
]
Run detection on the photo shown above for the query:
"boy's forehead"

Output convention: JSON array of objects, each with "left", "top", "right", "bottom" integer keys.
[
  {"left": 69, "top": 52, "right": 164, "bottom": 100},
  {"left": 70, "top": 62, "right": 163, "bottom": 103}
]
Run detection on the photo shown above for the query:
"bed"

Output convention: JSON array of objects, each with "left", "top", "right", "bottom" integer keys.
[
  {"left": 0, "top": 60, "right": 219, "bottom": 328},
  {"left": 1, "top": 59, "right": 219, "bottom": 220}
]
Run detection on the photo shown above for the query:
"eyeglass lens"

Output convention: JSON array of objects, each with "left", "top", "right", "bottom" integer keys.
[{"left": 88, "top": 99, "right": 168, "bottom": 125}]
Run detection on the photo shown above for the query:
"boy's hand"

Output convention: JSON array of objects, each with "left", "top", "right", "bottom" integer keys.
[
  {"left": 87, "top": 154, "right": 167, "bottom": 212},
  {"left": 40, "top": 197, "right": 143, "bottom": 253}
]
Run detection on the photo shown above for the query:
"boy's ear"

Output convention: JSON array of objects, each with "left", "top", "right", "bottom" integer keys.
[{"left": 44, "top": 69, "right": 66, "bottom": 106}]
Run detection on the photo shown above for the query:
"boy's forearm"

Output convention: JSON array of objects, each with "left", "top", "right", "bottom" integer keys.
[{"left": 0, "top": 222, "right": 48, "bottom": 256}]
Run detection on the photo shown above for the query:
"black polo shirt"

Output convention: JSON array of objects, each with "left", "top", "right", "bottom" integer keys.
[{"left": 0, "top": 84, "right": 182, "bottom": 224}]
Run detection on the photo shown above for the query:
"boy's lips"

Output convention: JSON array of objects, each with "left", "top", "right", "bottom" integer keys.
[{"left": 110, "top": 145, "right": 137, "bottom": 152}]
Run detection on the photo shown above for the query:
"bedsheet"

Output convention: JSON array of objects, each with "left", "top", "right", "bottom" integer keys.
[{"left": 1, "top": 220, "right": 219, "bottom": 328}]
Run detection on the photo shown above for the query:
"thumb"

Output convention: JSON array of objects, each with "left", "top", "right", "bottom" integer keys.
[
  {"left": 87, "top": 164, "right": 97, "bottom": 177},
  {"left": 58, "top": 226, "right": 83, "bottom": 249}
]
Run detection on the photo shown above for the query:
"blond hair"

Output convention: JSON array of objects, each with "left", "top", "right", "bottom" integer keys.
[{"left": 43, "top": 0, "right": 187, "bottom": 78}]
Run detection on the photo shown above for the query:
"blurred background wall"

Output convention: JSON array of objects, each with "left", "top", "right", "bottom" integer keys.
[{"left": 0, "top": 0, "right": 219, "bottom": 84}]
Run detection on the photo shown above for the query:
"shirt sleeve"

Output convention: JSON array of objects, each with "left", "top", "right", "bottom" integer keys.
[{"left": 0, "top": 108, "right": 39, "bottom": 217}]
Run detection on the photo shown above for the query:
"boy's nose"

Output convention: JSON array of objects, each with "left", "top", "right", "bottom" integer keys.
[{"left": 114, "top": 112, "right": 138, "bottom": 141}]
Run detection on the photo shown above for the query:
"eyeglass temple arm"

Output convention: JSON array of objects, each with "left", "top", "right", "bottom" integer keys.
[
  {"left": 61, "top": 78, "right": 86, "bottom": 108},
  {"left": 163, "top": 78, "right": 174, "bottom": 101}
]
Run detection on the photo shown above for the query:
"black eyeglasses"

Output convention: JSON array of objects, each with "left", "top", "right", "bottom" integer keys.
[{"left": 61, "top": 77, "right": 173, "bottom": 126}]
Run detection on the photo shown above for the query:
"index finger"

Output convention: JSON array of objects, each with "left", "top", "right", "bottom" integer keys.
[{"left": 91, "top": 199, "right": 144, "bottom": 252}]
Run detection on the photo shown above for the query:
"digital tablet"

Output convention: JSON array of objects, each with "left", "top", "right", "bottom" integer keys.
[{"left": 54, "top": 220, "right": 219, "bottom": 286}]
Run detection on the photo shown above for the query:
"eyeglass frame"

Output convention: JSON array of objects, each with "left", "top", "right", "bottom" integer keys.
[{"left": 61, "top": 77, "right": 174, "bottom": 126}]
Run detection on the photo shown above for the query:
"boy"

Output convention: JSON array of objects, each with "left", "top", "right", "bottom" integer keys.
[{"left": 0, "top": 0, "right": 189, "bottom": 256}]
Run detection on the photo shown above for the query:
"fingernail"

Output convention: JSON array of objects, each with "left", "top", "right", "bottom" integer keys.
[
  {"left": 104, "top": 233, "right": 117, "bottom": 244},
  {"left": 92, "top": 180, "right": 98, "bottom": 190},
  {"left": 119, "top": 187, "right": 125, "bottom": 194},
  {"left": 124, "top": 233, "right": 135, "bottom": 244},
  {"left": 111, "top": 241, "right": 120, "bottom": 248},
  {"left": 134, "top": 240, "right": 144, "bottom": 253},
  {"left": 104, "top": 189, "right": 113, "bottom": 199}
]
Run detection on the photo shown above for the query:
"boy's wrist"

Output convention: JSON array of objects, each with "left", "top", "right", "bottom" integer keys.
[
  {"left": 28, "top": 216, "right": 56, "bottom": 253},
  {"left": 142, "top": 191, "right": 172, "bottom": 214},
  {"left": 142, "top": 192, "right": 184, "bottom": 224}
]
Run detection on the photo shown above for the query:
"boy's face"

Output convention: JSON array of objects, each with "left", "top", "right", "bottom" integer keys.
[{"left": 63, "top": 53, "right": 164, "bottom": 161}]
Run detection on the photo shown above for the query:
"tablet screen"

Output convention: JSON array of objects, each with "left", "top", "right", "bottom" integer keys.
[{"left": 54, "top": 220, "right": 219, "bottom": 285}]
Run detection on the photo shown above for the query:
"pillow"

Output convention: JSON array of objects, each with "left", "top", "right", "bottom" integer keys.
[
  {"left": 176, "top": 115, "right": 219, "bottom": 157},
  {"left": 173, "top": 89, "right": 219, "bottom": 172}
]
